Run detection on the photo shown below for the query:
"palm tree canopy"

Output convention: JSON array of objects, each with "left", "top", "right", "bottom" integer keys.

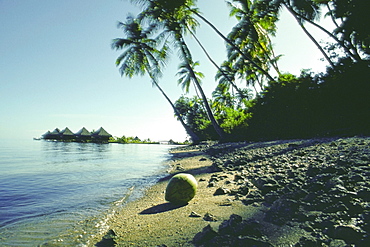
[
  {"left": 176, "top": 61, "right": 204, "bottom": 93},
  {"left": 111, "top": 15, "right": 168, "bottom": 79}
]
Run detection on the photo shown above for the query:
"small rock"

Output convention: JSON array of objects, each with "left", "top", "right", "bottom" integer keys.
[
  {"left": 199, "top": 158, "right": 207, "bottom": 161},
  {"left": 237, "top": 186, "right": 250, "bottom": 195},
  {"left": 95, "top": 229, "right": 117, "bottom": 247},
  {"left": 208, "top": 181, "right": 217, "bottom": 187},
  {"left": 218, "top": 214, "right": 243, "bottom": 235},
  {"left": 218, "top": 199, "right": 233, "bottom": 206},
  {"left": 224, "top": 180, "right": 234, "bottom": 185},
  {"left": 189, "top": 211, "right": 202, "bottom": 217},
  {"left": 261, "top": 183, "right": 279, "bottom": 195},
  {"left": 214, "top": 187, "right": 231, "bottom": 196},
  {"left": 264, "top": 199, "right": 299, "bottom": 225},
  {"left": 193, "top": 225, "right": 218, "bottom": 245},
  {"left": 175, "top": 165, "right": 185, "bottom": 171},
  {"left": 334, "top": 225, "right": 364, "bottom": 244},
  {"left": 204, "top": 212, "right": 217, "bottom": 222}
]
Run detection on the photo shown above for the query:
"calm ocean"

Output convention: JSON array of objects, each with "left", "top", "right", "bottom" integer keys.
[{"left": 0, "top": 139, "right": 176, "bottom": 246}]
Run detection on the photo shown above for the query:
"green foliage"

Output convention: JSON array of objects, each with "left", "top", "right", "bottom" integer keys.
[
  {"left": 174, "top": 94, "right": 254, "bottom": 140},
  {"left": 242, "top": 60, "right": 370, "bottom": 140},
  {"left": 174, "top": 96, "right": 217, "bottom": 140},
  {"left": 330, "top": 0, "right": 370, "bottom": 56},
  {"left": 172, "top": 60, "right": 369, "bottom": 142},
  {"left": 218, "top": 107, "right": 251, "bottom": 134}
]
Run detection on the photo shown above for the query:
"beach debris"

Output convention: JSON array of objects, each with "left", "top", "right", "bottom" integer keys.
[
  {"left": 207, "top": 181, "right": 217, "bottom": 187},
  {"left": 217, "top": 199, "right": 233, "bottom": 206},
  {"left": 203, "top": 212, "right": 217, "bottom": 222},
  {"left": 207, "top": 174, "right": 227, "bottom": 187},
  {"left": 173, "top": 163, "right": 185, "bottom": 171},
  {"left": 165, "top": 173, "right": 197, "bottom": 205},
  {"left": 189, "top": 211, "right": 202, "bottom": 217},
  {"left": 213, "top": 187, "right": 231, "bottom": 196},
  {"left": 193, "top": 225, "right": 218, "bottom": 245}
]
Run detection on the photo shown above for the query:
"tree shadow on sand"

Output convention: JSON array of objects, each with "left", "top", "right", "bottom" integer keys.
[{"left": 140, "top": 202, "right": 187, "bottom": 215}]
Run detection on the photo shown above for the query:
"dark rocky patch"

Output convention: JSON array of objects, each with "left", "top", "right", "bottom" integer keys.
[{"left": 190, "top": 136, "right": 370, "bottom": 246}]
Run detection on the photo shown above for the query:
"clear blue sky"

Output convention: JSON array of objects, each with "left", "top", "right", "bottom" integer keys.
[{"left": 0, "top": 0, "right": 333, "bottom": 141}]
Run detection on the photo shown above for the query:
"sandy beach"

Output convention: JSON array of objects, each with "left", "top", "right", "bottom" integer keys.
[{"left": 94, "top": 136, "right": 370, "bottom": 246}]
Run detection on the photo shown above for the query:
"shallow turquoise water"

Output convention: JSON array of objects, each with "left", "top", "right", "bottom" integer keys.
[{"left": 0, "top": 140, "right": 175, "bottom": 246}]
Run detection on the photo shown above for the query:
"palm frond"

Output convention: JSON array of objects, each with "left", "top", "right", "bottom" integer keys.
[{"left": 111, "top": 38, "right": 132, "bottom": 50}]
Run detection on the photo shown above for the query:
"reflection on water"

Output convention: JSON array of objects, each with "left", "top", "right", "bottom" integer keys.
[{"left": 0, "top": 140, "right": 174, "bottom": 246}]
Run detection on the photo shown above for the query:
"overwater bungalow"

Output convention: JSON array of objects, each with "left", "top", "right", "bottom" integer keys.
[
  {"left": 42, "top": 131, "right": 51, "bottom": 139},
  {"left": 91, "top": 127, "right": 112, "bottom": 143},
  {"left": 59, "top": 127, "right": 75, "bottom": 140},
  {"left": 75, "top": 127, "right": 91, "bottom": 142},
  {"left": 43, "top": 128, "right": 60, "bottom": 140},
  {"left": 41, "top": 127, "right": 112, "bottom": 143}
]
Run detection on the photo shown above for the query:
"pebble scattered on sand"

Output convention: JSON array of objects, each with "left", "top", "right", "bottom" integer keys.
[{"left": 190, "top": 136, "right": 370, "bottom": 246}]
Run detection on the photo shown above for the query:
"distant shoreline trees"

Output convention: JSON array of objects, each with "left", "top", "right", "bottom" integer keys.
[{"left": 109, "top": 135, "right": 189, "bottom": 145}]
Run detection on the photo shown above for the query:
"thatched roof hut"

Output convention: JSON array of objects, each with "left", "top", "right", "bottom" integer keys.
[
  {"left": 75, "top": 127, "right": 91, "bottom": 141},
  {"left": 51, "top": 128, "right": 60, "bottom": 135},
  {"left": 75, "top": 127, "right": 91, "bottom": 136},
  {"left": 42, "top": 130, "right": 51, "bottom": 139},
  {"left": 59, "top": 127, "right": 74, "bottom": 140},
  {"left": 43, "top": 128, "right": 60, "bottom": 139},
  {"left": 91, "top": 127, "right": 112, "bottom": 142}
]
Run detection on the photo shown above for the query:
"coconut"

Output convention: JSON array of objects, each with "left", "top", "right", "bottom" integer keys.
[{"left": 165, "top": 173, "right": 197, "bottom": 205}]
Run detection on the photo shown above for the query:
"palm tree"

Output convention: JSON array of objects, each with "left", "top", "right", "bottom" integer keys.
[
  {"left": 253, "top": 0, "right": 364, "bottom": 62},
  {"left": 112, "top": 15, "right": 200, "bottom": 143},
  {"left": 301, "top": 0, "right": 363, "bottom": 61},
  {"left": 227, "top": 0, "right": 281, "bottom": 74},
  {"left": 330, "top": 0, "right": 370, "bottom": 57},
  {"left": 176, "top": 56, "right": 227, "bottom": 140},
  {"left": 212, "top": 84, "right": 235, "bottom": 114},
  {"left": 187, "top": 28, "right": 245, "bottom": 98},
  {"left": 132, "top": 0, "right": 228, "bottom": 140},
  {"left": 186, "top": 5, "right": 276, "bottom": 83}
]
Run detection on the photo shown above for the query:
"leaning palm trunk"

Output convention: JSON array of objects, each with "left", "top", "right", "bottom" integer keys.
[
  {"left": 187, "top": 63, "right": 227, "bottom": 140},
  {"left": 189, "top": 9, "right": 276, "bottom": 83},
  {"left": 175, "top": 33, "right": 227, "bottom": 141},
  {"left": 149, "top": 74, "right": 201, "bottom": 144},
  {"left": 284, "top": 5, "right": 335, "bottom": 69},
  {"left": 188, "top": 29, "right": 247, "bottom": 99},
  {"left": 288, "top": 7, "right": 362, "bottom": 62}
]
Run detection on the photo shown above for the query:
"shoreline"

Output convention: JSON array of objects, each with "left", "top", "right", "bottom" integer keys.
[
  {"left": 95, "top": 136, "right": 370, "bottom": 246},
  {"left": 94, "top": 148, "right": 246, "bottom": 246}
]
